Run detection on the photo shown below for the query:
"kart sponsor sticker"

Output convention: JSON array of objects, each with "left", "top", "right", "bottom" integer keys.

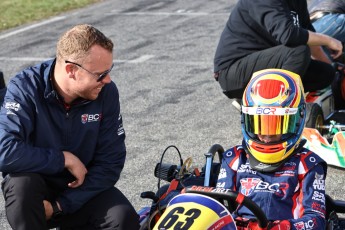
[{"left": 154, "top": 193, "right": 236, "bottom": 230}]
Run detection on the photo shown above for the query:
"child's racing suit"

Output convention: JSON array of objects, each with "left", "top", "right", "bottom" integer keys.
[{"left": 216, "top": 144, "right": 327, "bottom": 230}]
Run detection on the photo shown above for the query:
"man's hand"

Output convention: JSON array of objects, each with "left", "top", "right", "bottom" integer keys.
[
  {"left": 43, "top": 200, "right": 63, "bottom": 220},
  {"left": 63, "top": 151, "right": 87, "bottom": 188},
  {"left": 327, "top": 36, "right": 343, "bottom": 60},
  {"left": 43, "top": 200, "right": 53, "bottom": 220},
  {"left": 308, "top": 31, "right": 343, "bottom": 59}
]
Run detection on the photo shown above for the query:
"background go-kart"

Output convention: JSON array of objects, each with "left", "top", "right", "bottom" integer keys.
[{"left": 0, "top": 0, "right": 342, "bottom": 228}]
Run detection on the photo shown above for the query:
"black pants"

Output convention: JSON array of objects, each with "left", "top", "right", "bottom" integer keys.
[
  {"left": 218, "top": 45, "right": 335, "bottom": 99},
  {"left": 1, "top": 173, "right": 140, "bottom": 230}
]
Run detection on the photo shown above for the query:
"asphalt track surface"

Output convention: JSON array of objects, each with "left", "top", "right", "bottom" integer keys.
[{"left": 0, "top": 0, "right": 344, "bottom": 229}]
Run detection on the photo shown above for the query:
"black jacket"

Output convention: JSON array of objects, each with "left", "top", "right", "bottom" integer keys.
[
  {"left": 0, "top": 59, "right": 126, "bottom": 214},
  {"left": 214, "top": 0, "right": 313, "bottom": 72}
]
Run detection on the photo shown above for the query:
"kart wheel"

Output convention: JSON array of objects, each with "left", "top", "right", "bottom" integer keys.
[{"left": 305, "top": 103, "right": 324, "bottom": 133}]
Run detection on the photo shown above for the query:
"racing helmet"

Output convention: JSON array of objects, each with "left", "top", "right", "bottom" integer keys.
[{"left": 241, "top": 69, "right": 306, "bottom": 172}]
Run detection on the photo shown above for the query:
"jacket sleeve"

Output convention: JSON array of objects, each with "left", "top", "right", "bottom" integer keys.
[
  {"left": 248, "top": 0, "right": 309, "bottom": 46},
  {"left": 0, "top": 74, "right": 65, "bottom": 174},
  {"left": 216, "top": 146, "right": 242, "bottom": 190},
  {"left": 288, "top": 154, "right": 327, "bottom": 230},
  {"left": 57, "top": 82, "right": 126, "bottom": 214}
]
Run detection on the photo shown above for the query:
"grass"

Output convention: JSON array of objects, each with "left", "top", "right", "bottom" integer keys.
[{"left": 0, "top": 0, "right": 101, "bottom": 32}]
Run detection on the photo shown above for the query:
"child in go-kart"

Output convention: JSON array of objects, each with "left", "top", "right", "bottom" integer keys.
[{"left": 216, "top": 69, "right": 327, "bottom": 229}]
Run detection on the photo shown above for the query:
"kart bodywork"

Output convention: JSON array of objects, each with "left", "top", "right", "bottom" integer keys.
[
  {"left": 303, "top": 128, "right": 345, "bottom": 168},
  {"left": 137, "top": 68, "right": 345, "bottom": 229},
  {"left": 304, "top": 68, "right": 345, "bottom": 169},
  {"left": 305, "top": 86, "right": 345, "bottom": 139}
]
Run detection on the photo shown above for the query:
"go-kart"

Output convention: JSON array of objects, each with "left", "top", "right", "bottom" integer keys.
[
  {"left": 138, "top": 144, "right": 345, "bottom": 230},
  {"left": 303, "top": 63, "right": 345, "bottom": 168}
]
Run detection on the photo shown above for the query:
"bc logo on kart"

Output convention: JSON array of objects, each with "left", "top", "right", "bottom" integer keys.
[{"left": 153, "top": 193, "right": 236, "bottom": 230}]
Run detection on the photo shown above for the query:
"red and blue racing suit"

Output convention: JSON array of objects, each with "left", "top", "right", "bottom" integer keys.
[{"left": 216, "top": 145, "right": 327, "bottom": 230}]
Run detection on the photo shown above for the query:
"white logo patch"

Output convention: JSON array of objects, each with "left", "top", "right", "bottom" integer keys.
[{"left": 5, "top": 102, "right": 21, "bottom": 114}]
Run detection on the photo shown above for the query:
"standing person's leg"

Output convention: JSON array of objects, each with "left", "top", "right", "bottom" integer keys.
[
  {"left": 50, "top": 187, "right": 140, "bottom": 230},
  {"left": 1, "top": 173, "right": 48, "bottom": 230},
  {"left": 218, "top": 45, "right": 310, "bottom": 99}
]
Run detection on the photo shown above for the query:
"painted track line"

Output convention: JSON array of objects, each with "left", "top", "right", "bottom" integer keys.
[
  {"left": 0, "top": 56, "right": 154, "bottom": 64},
  {"left": 0, "top": 16, "right": 66, "bottom": 40},
  {"left": 0, "top": 56, "right": 211, "bottom": 66}
]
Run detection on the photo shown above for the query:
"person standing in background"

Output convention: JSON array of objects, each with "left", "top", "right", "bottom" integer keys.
[
  {"left": 213, "top": 0, "right": 343, "bottom": 101},
  {"left": 309, "top": 0, "right": 345, "bottom": 109}
]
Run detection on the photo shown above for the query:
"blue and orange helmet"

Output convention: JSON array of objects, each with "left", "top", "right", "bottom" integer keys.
[{"left": 241, "top": 69, "right": 306, "bottom": 172}]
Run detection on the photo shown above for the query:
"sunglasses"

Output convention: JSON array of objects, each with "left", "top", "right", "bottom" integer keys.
[{"left": 65, "top": 60, "right": 114, "bottom": 82}]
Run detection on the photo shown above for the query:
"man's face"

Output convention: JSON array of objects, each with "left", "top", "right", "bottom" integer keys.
[{"left": 71, "top": 45, "right": 113, "bottom": 101}]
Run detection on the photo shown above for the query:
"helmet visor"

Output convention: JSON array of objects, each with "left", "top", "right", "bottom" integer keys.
[{"left": 242, "top": 106, "right": 301, "bottom": 135}]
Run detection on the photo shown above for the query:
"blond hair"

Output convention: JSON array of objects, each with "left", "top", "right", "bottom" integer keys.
[{"left": 56, "top": 24, "right": 113, "bottom": 62}]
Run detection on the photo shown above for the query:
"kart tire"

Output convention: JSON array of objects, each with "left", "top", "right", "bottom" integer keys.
[{"left": 305, "top": 103, "right": 324, "bottom": 133}]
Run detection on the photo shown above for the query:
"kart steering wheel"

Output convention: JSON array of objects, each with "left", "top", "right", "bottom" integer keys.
[{"left": 184, "top": 185, "right": 269, "bottom": 229}]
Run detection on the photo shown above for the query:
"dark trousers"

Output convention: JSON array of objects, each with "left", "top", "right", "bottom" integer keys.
[
  {"left": 218, "top": 45, "right": 335, "bottom": 99},
  {"left": 1, "top": 173, "right": 140, "bottom": 230}
]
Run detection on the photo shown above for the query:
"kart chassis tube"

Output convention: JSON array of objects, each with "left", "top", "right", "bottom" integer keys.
[{"left": 204, "top": 144, "right": 224, "bottom": 186}]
